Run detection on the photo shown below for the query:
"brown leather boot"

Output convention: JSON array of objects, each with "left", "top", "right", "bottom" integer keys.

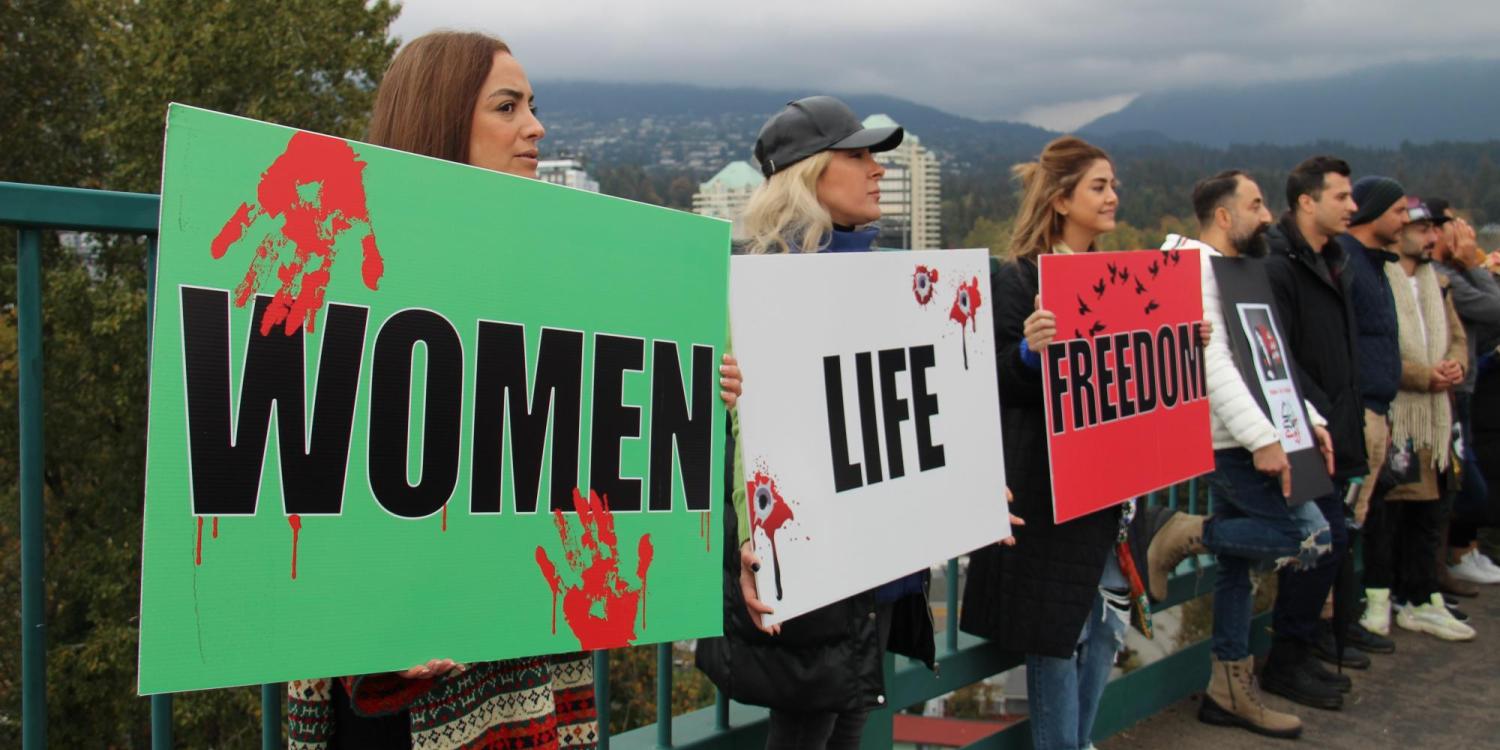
[
  {"left": 1199, "top": 655, "right": 1303, "bottom": 738},
  {"left": 1147, "top": 511, "right": 1207, "bottom": 602}
]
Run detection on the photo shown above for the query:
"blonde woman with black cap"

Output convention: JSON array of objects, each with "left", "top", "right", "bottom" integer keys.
[{"left": 696, "top": 95, "right": 943, "bottom": 750}]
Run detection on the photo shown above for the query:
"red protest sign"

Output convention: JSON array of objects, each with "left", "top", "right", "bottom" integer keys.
[{"left": 1039, "top": 250, "right": 1213, "bottom": 523}]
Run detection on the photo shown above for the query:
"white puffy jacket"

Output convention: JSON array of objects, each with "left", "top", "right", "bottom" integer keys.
[{"left": 1161, "top": 234, "right": 1325, "bottom": 451}]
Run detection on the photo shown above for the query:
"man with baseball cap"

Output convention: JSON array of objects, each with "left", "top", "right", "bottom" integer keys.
[{"left": 1366, "top": 198, "right": 1476, "bottom": 642}]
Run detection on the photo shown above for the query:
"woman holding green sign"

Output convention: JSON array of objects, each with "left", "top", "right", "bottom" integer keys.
[{"left": 285, "top": 30, "right": 743, "bottom": 750}]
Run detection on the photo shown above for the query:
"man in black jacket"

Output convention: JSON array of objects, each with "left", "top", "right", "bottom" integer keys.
[
  {"left": 1332, "top": 176, "right": 1408, "bottom": 660},
  {"left": 1260, "top": 156, "right": 1364, "bottom": 710}
]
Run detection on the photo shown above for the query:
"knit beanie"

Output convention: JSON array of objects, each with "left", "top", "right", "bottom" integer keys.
[{"left": 1350, "top": 176, "right": 1405, "bottom": 226}]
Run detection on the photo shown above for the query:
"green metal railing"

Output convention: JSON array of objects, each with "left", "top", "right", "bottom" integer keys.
[{"left": 4, "top": 180, "right": 1222, "bottom": 750}]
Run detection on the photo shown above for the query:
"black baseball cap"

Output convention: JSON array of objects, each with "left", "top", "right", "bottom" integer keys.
[{"left": 753, "top": 96, "right": 904, "bottom": 177}]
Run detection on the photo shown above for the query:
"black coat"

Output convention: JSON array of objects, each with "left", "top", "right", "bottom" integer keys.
[
  {"left": 959, "top": 258, "right": 1136, "bottom": 659},
  {"left": 1265, "top": 216, "right": 1368, "bottom": 481},
  {"left": 1467, "top": 366, "right": 1500, "bottom": 525},
  {"left": 1334, "top": 234, "right": 1401, "bottom": 416},
  {"left": 695, "top": 424, "right": 935, "bottom": 713}
]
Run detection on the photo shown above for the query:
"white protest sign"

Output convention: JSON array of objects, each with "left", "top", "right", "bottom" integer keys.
[{"left": 730, "top": 248, "right": 1010, "bottom": 625}]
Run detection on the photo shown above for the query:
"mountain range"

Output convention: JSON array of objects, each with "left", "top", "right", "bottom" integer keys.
[
  {"left": 537, "top": 58, "right": 1500, "bottom": 171},
  {"left": 1080, "top": 58, "right": 1500, "bottom": 148}
]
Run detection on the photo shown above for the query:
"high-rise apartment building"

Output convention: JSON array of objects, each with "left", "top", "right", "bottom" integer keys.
[
  {"left": 692, "top": 160, "right": 763, "bottom": 240},
  {"left": 863, "top": 114, "right": 942, "bottom": 249}
]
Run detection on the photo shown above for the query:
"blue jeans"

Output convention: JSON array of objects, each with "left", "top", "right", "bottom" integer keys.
[
  {"left": 1026, "top": 588, "right": 1128, "bottom": 750},
  {"left": 1273, "top": 488, "right": 1349, "bottom": 643},
  {"left": 1203, "top": 449, "right": 1331, "bottom": 660}
]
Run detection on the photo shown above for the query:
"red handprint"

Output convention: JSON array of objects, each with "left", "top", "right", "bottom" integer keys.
[
  {"left": 211, "top": 131, "right": 385, "bottom": 336},
  {"left": 535, "top": 488, "right": 655, "bottom": 649},
  {"left": 950, "top": 276, "right": 983, "bottom": 369}
]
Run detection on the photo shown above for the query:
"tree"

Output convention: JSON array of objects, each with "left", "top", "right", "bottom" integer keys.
[
  {"left": 962, "top": 216, "right": 1014, "bottom": 257},
  {"left": 89, "top": 0, "right": 400, "bottom": 193},
  {"left": 1, "top": 2, "right": 399, "bottom": 745}
]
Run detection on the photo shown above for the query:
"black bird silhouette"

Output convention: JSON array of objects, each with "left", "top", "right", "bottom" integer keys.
[
  {"left": 1088, "top": 320, "right": 1107, "bottom": 337},
  {"left": 1077, "top": 294, "right": 1092, "bottom": 316},
  {"left": 1148, "top": 261, "right": 1160, "bottom": 278},
  {"left": 1134, "top": 278, "right": 1147, "bottom": 295},
  {"left": 1092, "top": 278, "right": 1107, "bottom": 299},
  {"left": 1119, "top": 267, "right": 1131, "bottom": 282},
  {"left": 1107, "top": 262, "right": 1119, "bottom": 283},
  {"left": 1144, "top": 299, "right": 1161, "bottom": 314},
  {"left": 1168, "top": 250, "right": 1181, "bottom": 266}
]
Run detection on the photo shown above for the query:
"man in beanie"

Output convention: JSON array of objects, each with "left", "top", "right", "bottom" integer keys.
[{"left": 1324, "top": 176, "right": 1408, "bottom": 663}]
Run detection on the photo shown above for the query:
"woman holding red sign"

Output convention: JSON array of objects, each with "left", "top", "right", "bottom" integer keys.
[
  {"left": 960, "top": 135, "right": 1161, "bottom": 750},
  {"left": 284, "top": 31, "right": 743, "bottom": 750}
]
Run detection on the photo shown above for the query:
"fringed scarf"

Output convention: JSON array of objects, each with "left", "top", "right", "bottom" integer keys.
[{"left": 1385, "top": 261, "right": 1453, "bottom": 470}]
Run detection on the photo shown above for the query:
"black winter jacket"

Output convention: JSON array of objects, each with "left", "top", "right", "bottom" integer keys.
[
  {"left": 959, "top": 258, "right": 1149, "bottom": 659},
  {"left": 1334, "top": 234, "right": 1400, "bottom": 415},
  {"left": 695, "top": 423, "right": 935, "bottom": 713},
  {"left": 1265, "top": 216, "right": 1367, "bottom": 481}
]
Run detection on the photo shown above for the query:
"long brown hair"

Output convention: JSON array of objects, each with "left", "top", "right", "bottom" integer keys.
[
  {"left": 367, "top": 31, "right": 511, "bottom": 163},
  {"left": 1008, "top": 136, "right": 1112, "bottom": 259}
]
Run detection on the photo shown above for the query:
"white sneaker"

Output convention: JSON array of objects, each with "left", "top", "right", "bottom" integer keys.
[
  {"left": 1360, "top": 588, "right": 1391, "bottom": 636},
  {"left": 1474, "top": 550, "right": 1500, "bottom": 577},
  {"left": 1449, "top": 550, "right": 1500, "bottom": 584},
  {"left": 1395, "top": 594, "right": 1477, "bottom": 641}
]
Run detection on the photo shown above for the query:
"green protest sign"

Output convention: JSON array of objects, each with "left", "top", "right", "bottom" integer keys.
[{"left": 139, "top": 105, "right": 729, "bottom": 694}]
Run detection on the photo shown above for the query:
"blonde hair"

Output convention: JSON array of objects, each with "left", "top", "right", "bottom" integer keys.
[
  {"left": 1008, "top": 136, "right": 1112, "bottom": 259},
  {"left": 742, "top": 152, "right": 837, "bottom": 254}
]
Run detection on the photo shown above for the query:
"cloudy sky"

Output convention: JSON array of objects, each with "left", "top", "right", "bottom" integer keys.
[{"left": 391, "top": 1, "right": 1500, "bottom": 130}]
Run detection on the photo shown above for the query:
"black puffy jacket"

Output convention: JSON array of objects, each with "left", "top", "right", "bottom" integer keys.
[
  {"left": 959, "top": 258, "right": 1150, "bottom": 659},
  {"left": 1334, "top": 234, "right": 1400, "bottom": 415},
  {"left": 695, "top": 423, "right": 935, "bottom": 713},
  {"left": 1265, "top": 215, "right": 1367, "bottom": 481}
]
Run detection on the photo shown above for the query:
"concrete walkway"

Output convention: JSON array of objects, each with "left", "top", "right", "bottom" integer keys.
[{"left": 1102, "top": 586, "right": 1500, "bottom": 749}]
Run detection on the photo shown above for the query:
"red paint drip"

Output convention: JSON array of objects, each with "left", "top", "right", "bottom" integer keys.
[
  {"left": 209, "top": 131, "right": 385, "bottom": 336},
  {"left": 195, "top": 517, "right": 204, "bottom": 565},
  {"left": 211, "top": 516, "right": 219, "bottom": 539},
  {"left": 288, "top": 514, "right": 302, "bottom": 580},
  {"left": 441, "top": 503, "right": 448, "bottom": 532},
  {"left": 949, "top": 276, "right": 984, "bottom": 369},
  {"left": 700, "top": 509, "right": 713, "bottom": 552},
  {"left": 747, "top": 471, "right": 795, "bottom": 599},
  {"left": 534, "top": 488, "right": 657, "bottom": 649},
  {"left": 638, "top": 534, "right": 654, "bottom": 631},
  {"left": 536, "top": 547, "right": 561, "bottom": 634}
]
